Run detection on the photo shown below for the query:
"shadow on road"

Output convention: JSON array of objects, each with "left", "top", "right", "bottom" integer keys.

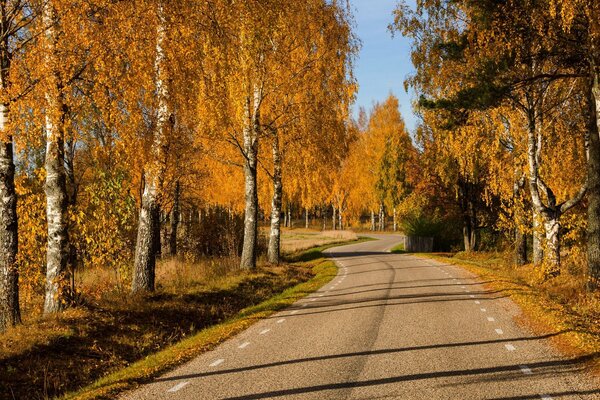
[
  {"left": 219, "top": 352, "right": 599, "bottom": 400},
  {"left": 153, "top": 332, "right": 571, "bottom": 385}
]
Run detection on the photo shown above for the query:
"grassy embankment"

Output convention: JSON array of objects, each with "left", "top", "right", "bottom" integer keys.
[
  {"left": 0, "top": 230, "right": 364, "bottom": 400},
  {"left": 402, "top": 249, "right": 600, "bottom": 375}
]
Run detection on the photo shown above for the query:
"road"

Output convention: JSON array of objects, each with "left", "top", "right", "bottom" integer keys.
[{"left": 122, "top": 235, "right": 599, "bottom": 399}]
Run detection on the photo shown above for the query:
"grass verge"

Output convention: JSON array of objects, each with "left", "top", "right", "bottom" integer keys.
[
  {"left": 57, "top": 239, "right": 363, "bottom": 400},
  {"left": 416, "top": 252, "right": 600, "bottom": 375}
]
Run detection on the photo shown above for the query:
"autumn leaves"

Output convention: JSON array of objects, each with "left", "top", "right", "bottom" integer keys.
[
  {"left": 0, "top": 1, "right": 357, "bottom": 331},
  {"left": 393, "top": 0, "right": 600, "bottom": 287}
]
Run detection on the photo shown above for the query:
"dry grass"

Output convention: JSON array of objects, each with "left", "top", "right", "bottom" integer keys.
[
  {"left": 280, "top": 229, "right": 358, "bottom": 254},
  {"left": 0, "top": 258, "right": 312, "bottom": 400},
  {"left": 422, "top": 251, "right": 600, "bottom": 374}
]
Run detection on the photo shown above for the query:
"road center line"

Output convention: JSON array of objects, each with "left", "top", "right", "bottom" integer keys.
[
  {"left": 259, "top": 329, "right": 271, "bottom": 335},
  {"left": 487, "top": 317, "right": 495, "bottom": 322},
  {"left": 277, "top": 318, "right": 285, "bottom": 324},
  {"left": 238, "top": 342, "right": 250, "bottom": 349},
  {"left": 475, "top": 301, "right": 481, "bottom": 304},
  {"left": 167, "top": 381, "right": 189, "bottom": 393},
  {"left": 469, "top": 295, "right": 475, "bottom": 298},
  {"left": 209, "top": 359, "right": 225, "bottom": 367},
  {"left": 291, "top": 310, "right": 298, "bottom": 314},
  {"left": 480, "top": 308, "right": 487, "bottom": 312},
  {"left": 519, "top": 365, "right": 533, "bottom": 375},
  {"left": 505, "top": 344, "right": 516, "bottom": 351},
  {"left": 540, "top": 396, "right": 553, "bottom": 400},
  {"left": 495, "top": 328, "right": 504, "bottom": 335}
]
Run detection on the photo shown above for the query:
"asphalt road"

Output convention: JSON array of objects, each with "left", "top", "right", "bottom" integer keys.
[{"left": 122, "top": 234, "right": 599, "bottom": 399}]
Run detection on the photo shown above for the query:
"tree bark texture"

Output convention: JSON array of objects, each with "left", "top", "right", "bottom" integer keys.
[
  {"left": 588, "top": 68, "right": 600, "bottom": 290},
  {"left": 169, "top": 180, "right": 180, "bottom": 256},
  {"left": 0, "top": 113, "right": 19, "bottom": 329},
  {"left": 0, "top": 5, "right": 20, "bottom": 329},
  {"left": 132, "top": 4, "right": 171, "bottom": 291},
  {"left": 332, "top": 204, "right": 336, "bottom": 230},
  {"left": 240, "top": 84, "right": 261, "bottom": 270},
  {"left": 43, "top": 3, "right": 70, "bottom": 313},
  {"left": 268, "top": 135, "right": 282, "bottom": 264}
]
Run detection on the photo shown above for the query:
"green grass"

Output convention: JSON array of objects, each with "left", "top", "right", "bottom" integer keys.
[
  {"left": 390, "top": 243, "right": 406, "bottom": 254},
  {"left": 60, "top": 239, "right": 365, "bottom": 400}
]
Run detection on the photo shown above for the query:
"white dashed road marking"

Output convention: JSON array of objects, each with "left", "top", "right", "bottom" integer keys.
[
  {"left": 277, "top": 318, "right": 285, "bottom": 324},
  {"left": 505, "top": 344, "right": 516, "bottom": 351},
  {"left": 495, "top": 328, "right": 504, "bottom": 335},
  {"left": 540, "top": 396, "right": 553, "bottom": 400},
  {"left": 480, "top": 308, "right": 486, "bottom": 312},
  {"left": 259, "top": 329, "right": 271, "bottom": 335},
  {"left": 487, "top": 317, "right": 495, "bottom": 322},
  {"left": 475, "top": 301, "right": 481, "bottom": 304},
  {"left": 519, "top": 365, "right": 533, "bottom": 375},
  {"left": 210, "top": 359, "right": 224, "bottom": 367},
  {"left": 167, "top": 381, "right": 189, "bottom": 393},
  {"left": 291, "top": 310, "right": 298, "bottom": 315},
  {"left": 238, "top": 342, "right": 250, "bottom": 349}
]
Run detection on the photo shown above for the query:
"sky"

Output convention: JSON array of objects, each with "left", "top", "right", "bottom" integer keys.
[{"left": 350, "top": 0, "right": 418, "bottom": 132}]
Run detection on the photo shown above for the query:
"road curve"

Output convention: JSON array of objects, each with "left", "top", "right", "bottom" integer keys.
[{"left": 122, "top": 234, "right": 599, "bottom": 399}]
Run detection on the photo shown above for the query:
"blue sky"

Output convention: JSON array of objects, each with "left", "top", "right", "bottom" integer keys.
[{"left": 350, "top": 0, "right": 418, "bottom": 132}]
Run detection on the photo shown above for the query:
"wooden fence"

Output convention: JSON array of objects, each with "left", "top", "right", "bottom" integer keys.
[{"left": 403, "top": 236, "right": 434, "bottom": 253}]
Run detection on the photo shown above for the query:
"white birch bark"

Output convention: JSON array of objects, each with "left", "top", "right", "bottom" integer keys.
[
  {"left": 132, "top": 3, "right": 171, "bottom": 291},
  {"left": 0, "top": 2, "right": 19, "bottom": 328},
  {"left": 240, "top": 84, "right": 261, "bottom": 269},
  {"left": 43, "top": 3, "right": 70, "bottom": 313},
  {"left": 267, "top": 134, "right": 282, "bottom": 264}
]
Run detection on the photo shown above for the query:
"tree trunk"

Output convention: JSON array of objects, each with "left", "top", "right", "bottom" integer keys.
[
  {"left": 283, "top": 208, "right": 288, "bottom": 228},
  {"left": 543, "top": 217, "right": 561, "bottom": 278},
  {"left": 514, "top": 227, "right": 527, "bottom": 266},
  {"left": 588, "top": 70, "right": 600, "bottom": 290},
  {"left": 0, "top": 108, "right": 19, "bottom": 329},
  {"left": 0, "top": 5, "right": 20, "bottom": 330},
  {"left": 379, "top": 203, "right": 385, "bottom": 231},
  {"left": 332, "top": 204, "right": 336, "bottom": 231},
  {"left": 305, "top": 207, "right": 309, "bottom": 229},
  {"left": 43, "top": 3, "right": 70, "bottom": 313},
  {"left": 338, "top": 207, "right": 343, "bottom": 230},
  {"left": 532, "top": 209, "right": 544, "bottom": 265},
  {"left": 169, "top": 180, "right": 180, "bottom": 256},
  {"left": 240, "top": 84, "right": 261, "bottom": 270},
  {"left": 322, "top": 205, "right": 326, "bottom": 230},
  {"left": 370, "top": 210, "right": 375, "bottom": 231},
  {"left": 393, "top": 206, "right": 397, "bottom": 232},
  {"left": 132, "top": 4, "right": 171, "bottom": 291},
  {"left": 268, "top": 134, "right": 282, "bottom": 264},
  {"left": 288, "top": 207, "right": 292, "bottom": 229},
  {"left": 463, "top": 223, "right": 472, "bottom": 253}
]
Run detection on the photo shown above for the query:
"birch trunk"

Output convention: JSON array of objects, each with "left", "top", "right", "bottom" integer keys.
[
  {"left": 338, "top": 208, "right": 343, "bottom": 230},
  {"left": 532, "top": 210, "right": 544, "bottom": 265},
  {"left": 370, "top": 210, "right": 375, "bottom": 231},
  {"left": 240, "top": 85, "right": 261, "bottom": 270},
  {"left": 169, "top": 180, "right": 180, "bottom": 256},
  {"left": 0, "top": 5, "right": 19, "bottom": 328},
  {"left": 283, "top": 208, "right": 288, "bottom": 228},
  {"left": 0, "top": 105, "right": 19, "bottom": 329},
  {"left": 393, "top": 206, "right": 397, "bottom": 232},
  {"left": 588, "top": 69, "right": 600, "bottom": 290},
  {"left": 332, "top": 204, "right": 336, "bottom": 230},
  {"left": 132, "top": 4, "right": 171, "bottom": 291},
  {"left": 379, "top": 203, "right": 385, "bottom": 231},
  {"left": 543, "top": 218, "right": 561, "bottom": 277},
  {"left": 305, "top": 208, "right": 309, "bottom": 229},
  {"left": 268, "top": 134, "right": 282, "bottom": 264},
  {"left": 43, "top": 3, "right": 70, "bottom": 313}
]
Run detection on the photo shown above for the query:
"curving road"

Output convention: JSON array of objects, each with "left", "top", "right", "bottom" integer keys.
[{"left": 122, "top": 234, "right": 599, "bottom": 399}]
